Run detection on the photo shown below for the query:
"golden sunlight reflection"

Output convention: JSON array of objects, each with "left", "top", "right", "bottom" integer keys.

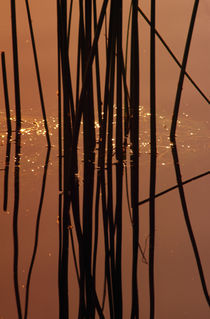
[{"left": 0, "top": 105, "right": 209, "bottom": 172}]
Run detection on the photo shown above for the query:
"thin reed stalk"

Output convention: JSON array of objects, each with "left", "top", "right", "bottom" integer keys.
[
  {"left": 171, "top": 142, "right": 210, "bottom": 306},
  {"left": 107, "top": 34, "right": 116, "bottom": 317},
  {"left": 67, "top": 0, "right": 73, "bottom": 47},
  {"left": 1, "top": 52, "right": 12, "bottom": 136},
  {"left": 149, "top": 1, "right": 157, "bottom": 318},
  {"left": 170, "top": 0, "right": 200, "bottom": 140},
  {"left": 25, "top": 0, "right": 51, "bottom": 147},
  {"left": 10, "top": 0, "right": 21, "bottom": 131},
  {"left": 3, "top": 136, "right": 11, "bottom": 212},
  {"left": 58, "top": 1, "right": 71, "bottom": 317},
  {"left": 138, "top": 171, "right": 210, "bottom": 205},
  {"left": 56, "top": 2, "right": 63, "bottom": 316},
  {"left": 93, "top": 0, "right": 103, "bottom": 126},
  {"left": 130, "top": 1, "right": 140, "bottom": 317},
  {"left": 13, "top": 133, "right": 22, "bottom": 319},
  {"left": 115, "top": 2, "right": 123, "bottom": 316}
]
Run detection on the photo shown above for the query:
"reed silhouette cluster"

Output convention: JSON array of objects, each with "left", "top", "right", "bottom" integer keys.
[{"left": 0, "top": 1, "right": 209, "bottom": 318}]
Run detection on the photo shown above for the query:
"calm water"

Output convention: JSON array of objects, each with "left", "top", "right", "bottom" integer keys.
[{"left": 0, "top": 1, "right": 209, "bottom": 318}]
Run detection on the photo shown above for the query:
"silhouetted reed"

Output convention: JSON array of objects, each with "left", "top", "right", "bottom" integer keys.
[
  {"left": 3, "top": 136, "right": 11, "bottom": 212},
  {"left": 57, "top": 1, "right": 72, "bottom": 317},
  {"left": 13, "top": 132, "right": 22, "bottom": 319},
  {"left": 3, "top": 0, "right": 208, "bottom": 318},
  {"left": 11, "top": 1, "right": 22, "bottom": 317},
  {"left": 171, "top": 142, "right": 210, "bottom": 306},
  {"left": 149, "top": 1, "right": 157, "bottom": 318},
  {"left": 138, "top": 171, "right": 210, "bottom": 206},
  {"left": 10, "top": 0, "right": 21, "bottom": 131},
  {"left": 130, "top": 1, "right": 139, "bottom": 318},
  {"left": 24, "top": 0, "right": 51, "bottom": 147},
  {"left": 137, "top": 6, "right": 210, "bottom": 105},
  {"left": 170, "top": 0, "right": 200, "bottom": 140},
  {"left": 1, "top": 52, "right": 12, "bottom": 136},
  {"left": 169, "top": 0, "right": 210, "bottom": 307},
  {"left": 1, "top": 51, "right": 12, "bottom": 212}
]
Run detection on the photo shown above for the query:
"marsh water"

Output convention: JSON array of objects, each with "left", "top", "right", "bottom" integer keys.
[{"left": 0, "top": 1, "right": 210, "bottom": 318}]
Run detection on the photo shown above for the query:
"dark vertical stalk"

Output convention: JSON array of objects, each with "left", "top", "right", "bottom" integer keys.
[
  {"left": 56, "top": 2, "right": 63, "bottom": 317},
  {"left": 11, "top": 1, "right": 22, "bottom": 317},
  {"left": 69, "top": 0, "right": 108, "bottom": 160},
  {"left": 2, "top": 51, "right": 12, "bottom": 212},
  {"left": 3, "top": 136, "right": 11, "bottom": 212},
  {"left": 130, "top": 1, "right": 139, "bottom": 318},
  {"left": 1, "top": 52, "right": 12, "bottom": 136},
  {"left": 67, "top": 0, "right": 73, "bottom": 47},
  {"left": 170, "top": 0, "right": 200, "bottom": 140},
  {"left": 115, "top": 1, "right": 123, "bottom": 317},
  {"left": 58, "top": 1, "right": 71, "bottom": 317},
  {"left": 93, "top": 0, "right": 103, "bottom": 126},
  {"left": 149, "top": 1, "right": 156, "bottom": 318},
  {"left": 25, "top": 0, "right": 51, "bottom": 147},
  {"left": 107, "top": 25, "right": 116, "bottom": 316},
  {"left": 10, "top": 0, "right": 21, "bottom": 131}
]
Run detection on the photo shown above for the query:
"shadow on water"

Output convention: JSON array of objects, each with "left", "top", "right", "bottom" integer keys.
[{"left": 0, "top": 0, "right": 209, "bottom": 318}]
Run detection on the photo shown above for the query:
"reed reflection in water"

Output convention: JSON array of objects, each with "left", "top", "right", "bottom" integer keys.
[{"left": 0, "top": 0, "right": 209, "bottom": 318}]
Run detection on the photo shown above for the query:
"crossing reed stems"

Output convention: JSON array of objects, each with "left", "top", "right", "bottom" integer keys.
[
  {"left": 67, "top": 0, "right": 73, "bottom": 47},
  {"left": 138, "top": 171, "right": 210, "bottom": 205},
  {"left": 93, "top": 0, "right": 103, "bottom": 126},
  {"left": 137, "top": 6, "right": 209, "bottom": 105},
  {"left": 70, "top": 0, "right": 108, "bottom": 161}
]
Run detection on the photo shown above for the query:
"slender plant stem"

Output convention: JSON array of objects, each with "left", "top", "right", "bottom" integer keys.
[
  {"left": 25, "top": 0, "right": 51, "bottom": 147},
  {"left": 1, "top": 52, "right": 12, "bottom": 136},
  {"left": 10, "top": 0, "right": 21, "bottom": 131},
  {"left": 149, "top": 1, "right": 157, "bottom": 318},
  {"left": 138, "top": 171, "right": 210, "bottom": 205},
  {"left": 170, "top": 0, "right": 200, "bottom": 140}
]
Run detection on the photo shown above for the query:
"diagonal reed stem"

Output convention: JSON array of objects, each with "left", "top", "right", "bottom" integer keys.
[
  {"left": 25, "top": 0, "right": 51, "bottom": 147},
  {"left": 138, "top": 171, "right": 210, "bottom": 206},
  {"left": 137, "top": 6, "right": 209, "bottom": 105},
  {"left": 171, "top": 142, "right": 210, "bottom": 307},
  {"left": 170, "top": 0, "right": 200, "bottom": 139}
]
